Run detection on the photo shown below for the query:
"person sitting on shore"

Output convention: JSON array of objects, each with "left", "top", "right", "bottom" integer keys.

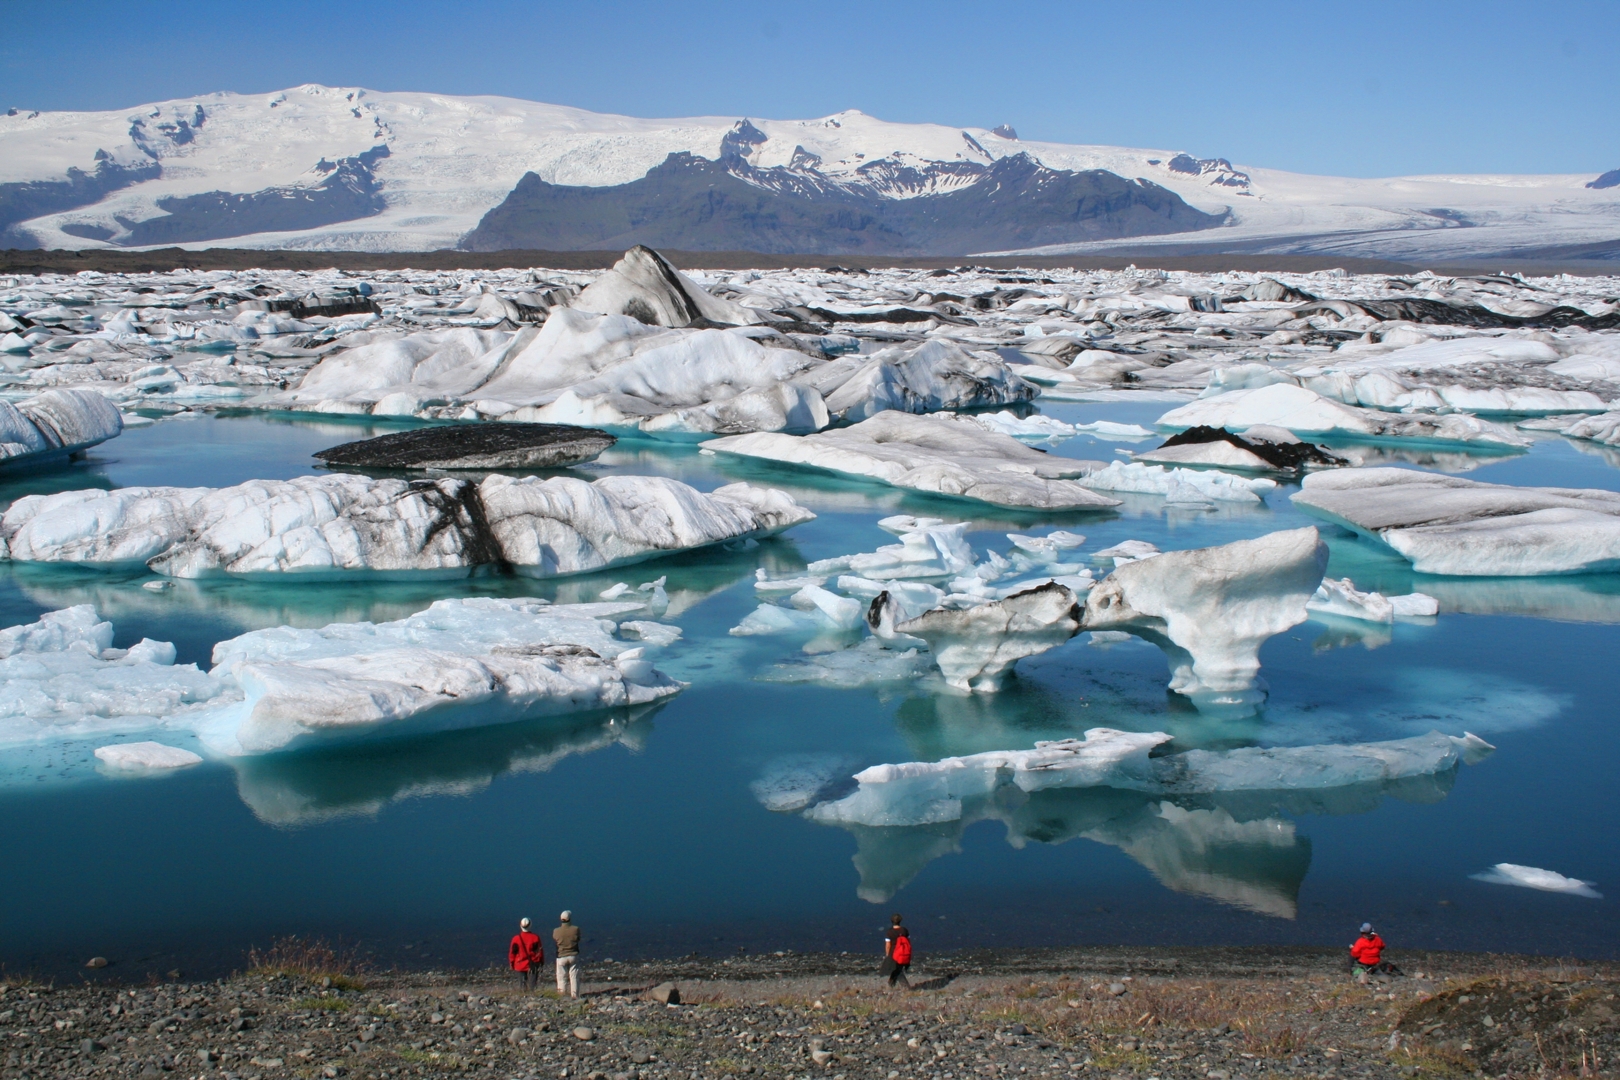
[
  {"left": 1350, "top": 922, "right": 1388, "bottom": 982},
  {"left": 883, "top": 913, "right": 912, "bottom": 989},
  {"left": 509, "top": 917, "right": 543, "bottom": 991}
]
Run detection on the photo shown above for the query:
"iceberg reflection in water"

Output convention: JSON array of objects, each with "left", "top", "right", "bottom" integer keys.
[
  {"left": 763, "top": 728, "right": 1492, "bottom": 915},
  {"left": 229, "top": 704, "right": 664, "bottom": 826}
]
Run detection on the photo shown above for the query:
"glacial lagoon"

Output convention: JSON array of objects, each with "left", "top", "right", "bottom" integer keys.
[{"left": 2, "top": 404, "right": 1616, "bottom": 977}]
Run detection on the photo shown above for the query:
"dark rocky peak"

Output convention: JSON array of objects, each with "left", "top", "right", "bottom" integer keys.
[
  {"left": 788, "top": 145, "right": 823, "bottom": 171},
  {"left": 1167, "top": 153, "right": 1252, "bottom": 190},
  {"left": 991, "top": 124, "right": 1019, "bottom": 141},
  {"left": 720, "top": 119, "right": 769, "bottom": 162}
]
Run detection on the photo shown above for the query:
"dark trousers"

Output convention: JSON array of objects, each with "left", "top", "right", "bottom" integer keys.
[
  {"left": 888, "top": 963, "right": 910, "bottom": 988},
  {"left": 517, "top": 967, "right": 537, "bottom": 990}
]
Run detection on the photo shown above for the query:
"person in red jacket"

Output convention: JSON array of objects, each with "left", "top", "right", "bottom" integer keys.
[
  {"left": 509, "top": 917, "right": 544, "bottom": 991},
  {"left": 1350, "top": 923, "right": 1385, "bottom": 982},
  {"left": 883, "top": 914, "right": 912, "bottom": 989}
]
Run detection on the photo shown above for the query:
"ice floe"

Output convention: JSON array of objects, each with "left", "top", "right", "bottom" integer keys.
[
  {"left": 705, "top": 410, "right": 1119, "bottom": 509},
  {"left": 1081, "top": 527, "right": 1328, "bottom": 713},
  {"left": 1293, "top": 467, "right": 1620, "bottom": 575},
  {"left": 1077, "top": 460, "right": 1277, "bottom": 505},
  {"left": 0, "top": 389, "right": 123, "bottom": 470},
  {"left": 94, "top": 741, "right": 203, "bottom": 772},
  {"left": 0, "top": 473, "right": 812, "bottom": 578},
  {"left": 1469, "top": 863, "right": 1602, "bottom": 898},
  {"left": 1308, "top": 578, "right": 1439, "bottom": 623},
  {"left": 1157, "top": 383, "right": 1531, "bottom": 450},
  {"left": 874, "top": 581, "right": 1083, "bottom": 691}
]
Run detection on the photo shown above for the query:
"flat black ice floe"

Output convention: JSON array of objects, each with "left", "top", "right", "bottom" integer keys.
[
  {"left": 314, "top": 422, "right": 617, "bottom": 471},
  {"left": 1156, "top": 425, "right": 1348, "bottom": 472}
]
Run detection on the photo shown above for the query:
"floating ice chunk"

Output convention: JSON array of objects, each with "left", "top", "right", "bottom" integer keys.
[
  {"left": 1308, "top": 578, "right": 1395, "bottom": 623},
  {"left": 805, "top": 338, "right": 1037, "bottom": 424},
  {"left": 1088, "top": 630, "right": 1134, "bottom": 646},
  {"left": 1293, "top": 467, "right": 1620, "bottom": 576},
  {"left": 617, "top": 621, "right": 683, "bottom": 647},
  {"left": 1007, "top": 531, "right": 1086, "bottom": 557},
  {"left": 195, "top": 597, "right": 684, "bottom": 756},
  {"left": 810, "top": 520, "right": 977, "bottom": 582},
  {"left": 0, "top": 389, "right": 123, "bottom": 470},
  {"left": 1558, "top": 410, "right": 1620, "bottom": 448},
  {"left": 876, "top": 514, "right": 949, "bottom": 535},
  {"left": 0, "top": 606, "right": 230, "bottom": 745},
  {"left": 753, "top": 569, "right": 828, "bottom": 592},
  {"left": 1091, "top": 540, "right": 1160, "bottom": 564},
  {"left": 1079, "top": 460, "right": 1276, "bottom": 504},
  {"left": 879, "top": 581, "right": 1082, "bottom": 691},
  {"left": 790, "top": 584, "right": 865, "bottom": 629},
  {"left": 1469, "top": 863, "right": 1602, "bottom": 898},
  {"left": 599, "top": 582, "right": 633, "bottom": 599},
  {"left": 859, "top": 580, "right": 946, "bottom": 636},
  {"left": 1389, "top": 592, "right": 1439, "bottom": 618},
  {"left": 751, "top": 754, "right": 856, "bottom": 813},
  {"left": 1082, "top": 528, "right": 1328, "bottom": 714},
  {"left": 706, "top": 411, "right": 1119, "bottom": 510},
  {"left": 966, "top": 410, "right": 1077, "bottom": 443},
  {"left": 0, "top": 474, "right": 813, "bottom": 579},
  {"left": 1073, "top": 420, "right": 1156, "bottom": 440},
  {"left": 94, "top": 741, "right": 203, "bottom": 772},
  {"left": 730, "top": 603, "right": 824, "bottom": 636},
  {"left": 1158, "top": 383, "right": 1530, "bottom": 449}
]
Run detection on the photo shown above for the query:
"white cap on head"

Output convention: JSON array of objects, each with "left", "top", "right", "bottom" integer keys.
[
  {"left": 521, "top": 917, "right": 531, "bottom": 929},
  {"left": 560, "top": 910, "right": 571, "bottom": 922}
]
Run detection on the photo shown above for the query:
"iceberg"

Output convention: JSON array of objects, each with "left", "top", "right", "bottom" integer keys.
[
  {"left": 795, "top": 727, "right": 1493, "bottom": 908},
  {"left": 571, "top": 245, "right": 766, "bottom": 328},
  {"left": 0, "top": 473, "right": 813, "bottom": 579},
  {"left": 1133, "top": 425, "right": 1347, "bottom": 473},
  {"left": 1469, "top": 863, "right": 1602, "bottom": 898},
  {"left": 94, "top": 741, "right": 204, "bottom": 772},
  {"left": 195, "top": 596, "right": 684, "bottom": 756},
  {"left": 1292, "top": 467, "right": 1620, "bottom": 575},
  {"left": 1081, "top": 527, "right": 1328, "bottom": 713},
  {"left": 1307, "top": 578, "right": 1439, "bottom": 623},
  {"left": 1078, "top": 460, "right": 1277, "bottom": 504},
  {"left": 0, "top": 388, "right": 123, "bottom": 470},
  {"left": 1156, "top": 383, "right": 1531, "bottom": 449},
  {"left": 705, "top": 411, "right": 1120, "bottom": 510},
  {"left": 965, "top": 410, "right": 1077, "bottom": 443},
  {"left": 875, "top": 581, "right": 1082, "bottom": 691},
  {"left": 312, "top": 422, "right": 616, "bottom": 470},
  {"left": 811, "top": 519, "right": 978, "bottom": 581},
  {"left": 0, "top": 605, "right": 228, "bottom": 745}
]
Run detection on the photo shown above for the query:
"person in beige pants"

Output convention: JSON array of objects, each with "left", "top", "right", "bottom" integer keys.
[{"left": 553, "top": 911, "right": 581, "bottom": 998}]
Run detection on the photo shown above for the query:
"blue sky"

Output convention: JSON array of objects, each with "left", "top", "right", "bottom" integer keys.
[{"left": 3, "top": 0, "right": 1616, "bottom": 178}]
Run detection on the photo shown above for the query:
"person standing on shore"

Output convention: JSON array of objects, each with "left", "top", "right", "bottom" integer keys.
[
  {"left": 554, "top": 911, "right": 581, "bottom": 998},
  {"left": 883, "top": 914, "right": 912, "bottom": 989},
  {"left": 509, "top": 918, "right": 543, "bottom": 991}
]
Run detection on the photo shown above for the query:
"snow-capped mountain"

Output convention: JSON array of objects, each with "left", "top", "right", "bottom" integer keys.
[{"left": 0, "top": 83, "right": 1616, "bottom": 258}]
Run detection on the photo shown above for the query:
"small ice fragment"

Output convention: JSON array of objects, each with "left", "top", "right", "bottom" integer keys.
[
  {"left": 877, "top": 514, "right": 949, "bottom": 535},
  {"left": 1073, "top": 420, "right": 1155, "bottom": 439},
  {"left": 599, "top": 582, "right": 632, "bottom": 600},
  {"left": 790, "top": 584, "right": 864, "bottom": 628},
  {"left": 1390, "top": 592, "right": 1440, "bottom": 618},
  {"left": 618, "top": 621, "right": 683, "bottom": 647},
  {"left": 94, "top": 742, "right": 204, "bottom": 771},
  {"left": 142, "top": 580, "right": 173, "bottom": 591},
  {"left": 730, "top": 604, "right": 822, "bottom": 636},
  {"left": 1092, "top": 540, "right": 1160, "bottom": 563},
  {"left": 1469, "top": 863, "right": 1602, "bottom": 898},
  {"left": 1308, "top": 578, "right": 1394, "bottom": 623},
  {"left": 1088, "top": 630, "right": 1134, "bottom": 646}
]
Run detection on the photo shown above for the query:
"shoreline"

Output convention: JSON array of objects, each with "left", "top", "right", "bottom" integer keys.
[{"left": 2, "top": 946, "right": 1614, "bottom": 1079}]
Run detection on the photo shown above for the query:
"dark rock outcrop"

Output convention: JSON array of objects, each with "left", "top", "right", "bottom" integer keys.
[{"left": 315, "top": 423, "right": 616, "bottom": 471}]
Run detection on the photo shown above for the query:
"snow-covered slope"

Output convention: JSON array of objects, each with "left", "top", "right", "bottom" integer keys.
[{"left": 1, "top": 83, "right": 1615, "bottom": 257}]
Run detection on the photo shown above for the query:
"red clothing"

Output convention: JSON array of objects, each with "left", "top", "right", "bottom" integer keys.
[
  {"left": 509, "top": 931, "right": 543, "bottom": 971},
  {"left": 890, "top": 931, "right": 912, "bottom": 966},
  {"left": 1350, "top": 933, "right": 1384, "bottom": 966}
]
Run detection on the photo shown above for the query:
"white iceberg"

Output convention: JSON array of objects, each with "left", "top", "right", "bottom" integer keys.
[
  {"left": 1469, "top": 863, "right": 1602, "bottom": 898},
  {"left": 810, "top": 519, "right": 978, "bottom": 582},
  {"left": 0, "top": 388, "right": 123, "bottom": 469},
  {"left": 1081, "top": 527, "right": 1328, "bottom": 713},
  {"left": 1078, "top": 460, "right": 1277, "bottom": 504},
  {"left": 0, "top": 473, "right": 813, "bottom": 579},
  {"left": 1292, "top": 467, "right": 1620, "bottom": 576},
  {"left": 1307, "top": 578, "right": 1439, "bottom": 623},
  {"left": 966, "top": 410, "right": 1077, "bottom": 442},
  {"left": 0, "top": 605, "right": 228, "bottom": 745},
  {"left": 1157, "top": 383, "right": 1530, "bottom": 449},
  {"left": 706, "top": 410, "right": 1119, "bottom": 510},
  {"left": 571, "top": 245, "right": 766, "bottom": 328},
  {"left": 878, "top": 581, "right": 1083, "bottom": 691},
  {"left": 196, "top": 596, "right": 683, "bottom": 756},
  {"left": 94, "top": 741, "right": 204, "bottom": 772}
]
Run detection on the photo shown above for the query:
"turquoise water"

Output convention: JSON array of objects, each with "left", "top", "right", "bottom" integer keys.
[{"left": 1, "top": 409, "right": 1616, "bottom": 977}]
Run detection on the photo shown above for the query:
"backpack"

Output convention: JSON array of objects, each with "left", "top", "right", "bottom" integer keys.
[{"left": 891, "top": 933, "right": 912, "bottom": 965}]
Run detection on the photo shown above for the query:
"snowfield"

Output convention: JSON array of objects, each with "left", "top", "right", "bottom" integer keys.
[{"left": 0, "top": 83, "right": 1615, "bottom": 257}]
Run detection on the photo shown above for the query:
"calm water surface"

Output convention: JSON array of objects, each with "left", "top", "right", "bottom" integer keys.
[{"left": 1, "top": 406, "right": 1615, "bottom": 976}]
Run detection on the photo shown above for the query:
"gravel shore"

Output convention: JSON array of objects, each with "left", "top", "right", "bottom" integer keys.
[{"left": 2, "top": 948, "right": 1614, "bottom": 1080}]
